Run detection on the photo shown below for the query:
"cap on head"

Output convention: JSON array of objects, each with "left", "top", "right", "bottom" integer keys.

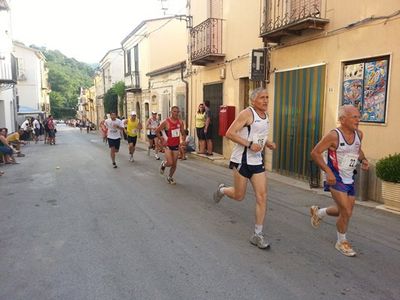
[
  {"left": 151, "top": 111, "right": 157, "bottom": 114},
  {"left": 131, "top": 111, "right": 137, "bottom": 116}
]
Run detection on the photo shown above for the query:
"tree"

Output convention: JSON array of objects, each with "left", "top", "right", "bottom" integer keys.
[
  {"left": 103, "top": 88, "right": 118, "bottom": 115},
  {"left": 113, "top": 81, "right": 126, "bottom": 118}
]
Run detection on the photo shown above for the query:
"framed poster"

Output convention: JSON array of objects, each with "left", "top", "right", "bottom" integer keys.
[{"left": 342, "top": 56, "right": 389, "bottom": 123}]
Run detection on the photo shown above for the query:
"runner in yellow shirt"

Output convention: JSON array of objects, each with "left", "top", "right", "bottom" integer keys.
[{"left": 124, "top": 111, "right": 142, "bottom": 162}]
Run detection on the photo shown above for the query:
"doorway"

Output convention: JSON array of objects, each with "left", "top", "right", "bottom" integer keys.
[
  {"left": 203, "top": 83, "right": 223, "bottom": 154},
  {"left": 273, "top": 64, "right": 326, "bottom": 180}
]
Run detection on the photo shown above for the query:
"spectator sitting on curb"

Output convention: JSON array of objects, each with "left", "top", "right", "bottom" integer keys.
[
  {"left": 0, "top": 128, "right": 18, "bottom": 164},
  {"left": 179, "top": 129, "right": 195, "bottom": 160},
  {"left": 6, "top": 128, "right": 26, "bottom": 157}
]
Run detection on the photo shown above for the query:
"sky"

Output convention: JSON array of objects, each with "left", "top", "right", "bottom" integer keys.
[{"left": 10, "top": 0, "right": 187, "bottom": 64}]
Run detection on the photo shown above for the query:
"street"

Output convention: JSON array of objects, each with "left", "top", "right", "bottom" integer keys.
[{"left": 0, "top": 125, "right": 399, "bottom": 300}]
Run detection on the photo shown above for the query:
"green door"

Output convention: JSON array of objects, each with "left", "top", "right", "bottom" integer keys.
[{"left": 273, "top": 65, "right": 326, "bottom": 179}]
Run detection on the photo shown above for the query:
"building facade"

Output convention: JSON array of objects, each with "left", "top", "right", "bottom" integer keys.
[
  {"left": 0, "top": 0, "right": 17, "bottom": 131},
  {"left": 121, "top": 17, "right": 188, "bottom": 138},
  {"left": 260, "top": 0, "right": 400, "bottom": 202}
]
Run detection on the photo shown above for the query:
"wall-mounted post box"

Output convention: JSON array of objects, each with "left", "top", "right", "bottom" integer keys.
[{"left": 219, "top": 105, "right": 235, "bottom": 136}]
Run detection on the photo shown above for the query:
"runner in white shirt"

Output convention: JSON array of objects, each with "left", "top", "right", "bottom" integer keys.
[
  {"left": 32, "top": 118, "right": 40, "bottom": 143},
  {"left": 213, "top": 88, "right": 276, "bottom": 249},
  {"left": 104, "top": 112, "right": 124, "bottom": 168},
  {"left": 310, "top": 105, "right": 369, "bottom": 257}
]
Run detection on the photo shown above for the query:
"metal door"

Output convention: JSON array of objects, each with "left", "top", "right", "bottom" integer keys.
[
  {"left": 273, "top": 65, "right": 325, "bottom": 180},
  {"left": 203, "top": 83, "right": 223, "bottom": 154}
]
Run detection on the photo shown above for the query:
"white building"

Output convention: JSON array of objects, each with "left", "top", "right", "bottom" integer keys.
[
  {"left": 0, "top": 0, "right": 17, "bottom": 131},
  {"left": 13, "top": 41, "right": 50, "bottom": 123}
]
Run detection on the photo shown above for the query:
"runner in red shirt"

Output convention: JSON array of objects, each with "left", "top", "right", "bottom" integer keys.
[{"left": 155, "top": 106, "right": 186, "bottom": 185}]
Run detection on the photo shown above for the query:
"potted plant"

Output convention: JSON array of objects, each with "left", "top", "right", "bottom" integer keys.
[{"left": 376, "top": 153, "right": 400, "bottom": 212}]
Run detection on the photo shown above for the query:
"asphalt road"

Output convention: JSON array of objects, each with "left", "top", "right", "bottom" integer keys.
[{"left": 0, "top": 125, "right": 399, "bottom": 300}]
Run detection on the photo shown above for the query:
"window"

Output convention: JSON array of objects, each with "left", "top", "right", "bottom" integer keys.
[
  {"left": 125, "top": 49, "right": 131, "bottom": 75},
  {"left": 342, "top": 55, "right": 390, "bottom": 123}
]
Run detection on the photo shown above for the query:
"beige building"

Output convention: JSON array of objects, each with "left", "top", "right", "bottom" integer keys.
[
  {"left": 188, "top": 0, "right": 265, "bottom": 156},
  {"left": 121, "top": 17, "right": 188, "bottom": 136},
  {"left": 187, "top": 0, "right": 399, "bottom": 202},
  {"left": 260, "top": 0, "right": 400, "bottom": 202}
]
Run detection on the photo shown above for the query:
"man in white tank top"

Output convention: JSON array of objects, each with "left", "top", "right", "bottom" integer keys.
[
  {"left": 213, "top": 88, "right": 276, "bottom": 249},
  {"left": 310, "top": 105, "right": 369, "bottom": 257}
]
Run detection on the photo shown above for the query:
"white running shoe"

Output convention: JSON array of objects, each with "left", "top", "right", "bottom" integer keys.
[
  {"left": 213, "top": 183, "right": 225, "bottom": 203},
  {"left": 249, "top": 232, "right": 270, "bottom": 249},
  {"left": 155, "top": 154, "right": 160, "bottom": 160}
]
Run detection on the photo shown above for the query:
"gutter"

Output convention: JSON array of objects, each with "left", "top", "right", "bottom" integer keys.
[{"left": 180, "top": 62, "right": 189, "bottom": 129}]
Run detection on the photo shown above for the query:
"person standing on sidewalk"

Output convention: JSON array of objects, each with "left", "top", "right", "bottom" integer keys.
[
  {"left": 155, "top": 106, "right": 186, "bottom": 185},
  {"left": 204, "top": 100, "right": 213, "bottom": 156},
  {"left": 124, "top": 111, "right": 142, "bottom": 162},
  {"left": 213, "top": 87, "right": 276, "bottom": 249},
  {"left": 310, "top": 104, "right": 369, "bottom": 257},
  {"left": 105, "top": 112, "right": 124, "bottom": 168}
]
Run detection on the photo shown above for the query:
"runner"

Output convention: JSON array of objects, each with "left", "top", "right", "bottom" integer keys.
[
  {"left": 146, "top": 111, "right": 160, "bottom": 160},
  {"left": 213, "top": 87, "right": 276, "bottom": 249},
  {"left": 155, "top": 106, "right": 186, "bottom": 185},
  {"left": 99, "top": 116, "right": 108, "bottom": 144},
  {"left": 310, "top": 104, "right": 369, "bottom": 257},
  {"left": 104, "top": 112, "right": 124, "bottom": 168},
  {"left": 124, "top": 111, "right": 142, "bottom": 162}
]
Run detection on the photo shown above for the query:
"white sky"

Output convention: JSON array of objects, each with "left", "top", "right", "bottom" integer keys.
[{"left": 10, "top": 0, "right": 187, "bottom": 64}]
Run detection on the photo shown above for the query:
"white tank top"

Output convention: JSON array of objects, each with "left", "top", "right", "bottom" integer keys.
[
  {"left": 326, "top": 128, "right": 361, "bottom": 184},
  {"left": 147, "top": 118, "right": 160, "bottom": 135},
  {"left": 230, "top": 107, "right": 270, "bottom": 165}
]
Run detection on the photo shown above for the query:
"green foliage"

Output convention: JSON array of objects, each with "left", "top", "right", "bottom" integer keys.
[
  {"left": 103, "top": 88, "right": 118, "bottom": 115},
  {"left": 33, "top": 46, "right": 96, "bottom": 119},
  {"left": 376, "top": 153, "right": 400, "bottom": 183},
  {"left": 113, "top": 81, "right": 126, "bottom": 117}
]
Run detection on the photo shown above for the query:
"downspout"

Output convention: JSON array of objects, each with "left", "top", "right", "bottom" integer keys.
[{"left": 180, "top": 62, "right": 189, "bottom": 129}]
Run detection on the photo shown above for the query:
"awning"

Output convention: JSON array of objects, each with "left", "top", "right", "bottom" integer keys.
[{"left": 18, "top": 105, "right": 44, "bottom": 114}]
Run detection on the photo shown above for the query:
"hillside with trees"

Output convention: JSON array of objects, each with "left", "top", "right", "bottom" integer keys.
[{"left": 32, "top": 46, "right": 96, "bottom": 119}]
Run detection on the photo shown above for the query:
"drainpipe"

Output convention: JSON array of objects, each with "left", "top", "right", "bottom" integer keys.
[{"left": 180, "top": 62, "right": 189, "bottom": 129}]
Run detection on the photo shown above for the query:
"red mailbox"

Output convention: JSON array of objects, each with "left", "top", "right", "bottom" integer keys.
[{"left": 219, "top": 105, "right": 235, "bottom": 136}]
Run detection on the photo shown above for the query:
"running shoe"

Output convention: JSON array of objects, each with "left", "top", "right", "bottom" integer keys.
[
  {"left": 213, "top": 183, "right": 225, "bottom": 203},
  {"left": 335, "top": 240, "right": 356, "bottom": 257},
  {"left": 166, "top": 176, "right": 176, "bottom": 185},
  {"left": 310, "top": 205, "right": 322, "bottom": 228},
  {"left": 155, "top": 154, "right": 160, "bottom": 160},
  {"left": 249, "top": 232, "right": 270, "bottom": 249},
  {"left": 160, "top": 161, "right": 166, "bottom": 174},
  {"left": 113, "top": 162, "right": 117, "bottom": 169}
]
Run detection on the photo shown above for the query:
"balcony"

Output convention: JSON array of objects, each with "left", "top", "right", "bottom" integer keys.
[
  {"left": 0, "top": 53, "right": 17, "bottom": 90},
  {"left": 190, "top": 18, "right": 225, "bottom": 66},
  {"left": 125, "top": 71, "right": 141, "bottom": 92},
  {"left": 260, "top": 0, "right": 329, "bottom": 43}
]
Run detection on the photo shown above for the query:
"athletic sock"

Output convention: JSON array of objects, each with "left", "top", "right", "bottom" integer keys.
[
  {"left": 255, "top": 224, "right": 263, "bottom": 235},
  {"left": 317, "top": 207, "right": 327, "bottom": 218},
  {"left": 337, "top": 232, "right": 347, "bottom": 243},
  {"left": 220, "top": 187, "right": 226, "bottom": 195}
]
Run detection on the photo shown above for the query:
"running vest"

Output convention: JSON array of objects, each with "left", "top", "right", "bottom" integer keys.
[
  {"left": 147, "top": 118, "right": 159, "bottom": 135},
  {"left": 166, "top": 118, "right": 181, "bottom": 147},
  {"left": 195, "top": 112, "right": 206, "bottom": 128},
  {"left": 230, "top": 107, "right": 270, "bottom": 166},
  {"left": 326, "top": 128, "right": 361, "bottom": 184},
  {"left": 126, "top": 118, "right": 139, "bottom": 137}
]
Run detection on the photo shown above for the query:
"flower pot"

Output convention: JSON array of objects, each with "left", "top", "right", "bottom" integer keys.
[{"left": 382, "top": 180, "right": 400, "bottom": 212}]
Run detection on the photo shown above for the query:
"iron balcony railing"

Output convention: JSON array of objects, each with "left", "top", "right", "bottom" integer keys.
[
  {"left": 125, "top": 71, "right": 140, "bottom": 91},
  {"left": 190, "top": 18, "right": 224, "bottom": 63},
  {"left": 0, "top": 53, "right": 18, "bottom": 88},
  {"left": 261, "top": 0, "right": 327, "bottom": 35}
]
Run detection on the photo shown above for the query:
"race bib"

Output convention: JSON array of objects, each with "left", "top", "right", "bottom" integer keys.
[
  {"left": 341, "top": 153, "right": 359, "bottom": 169},
  {"left": 253, "top": 134, "right": 266, "bottom": 147},
  {"left": 132, "top": 129, "right": 138, "bottom": 135},
  {"left": 171, "top": 128, "right": 180, "bottom": 138}
]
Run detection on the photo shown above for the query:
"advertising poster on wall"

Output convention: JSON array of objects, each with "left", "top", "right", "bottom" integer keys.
[
  {"left": 362, "top": 60, "right": 388, "bottom": 123},
  {"left": 343, "top": 63, "right": 364, "bottom": 110},
  {"left": 342, "top": 57, "right": 389, "bottom": 123}
]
